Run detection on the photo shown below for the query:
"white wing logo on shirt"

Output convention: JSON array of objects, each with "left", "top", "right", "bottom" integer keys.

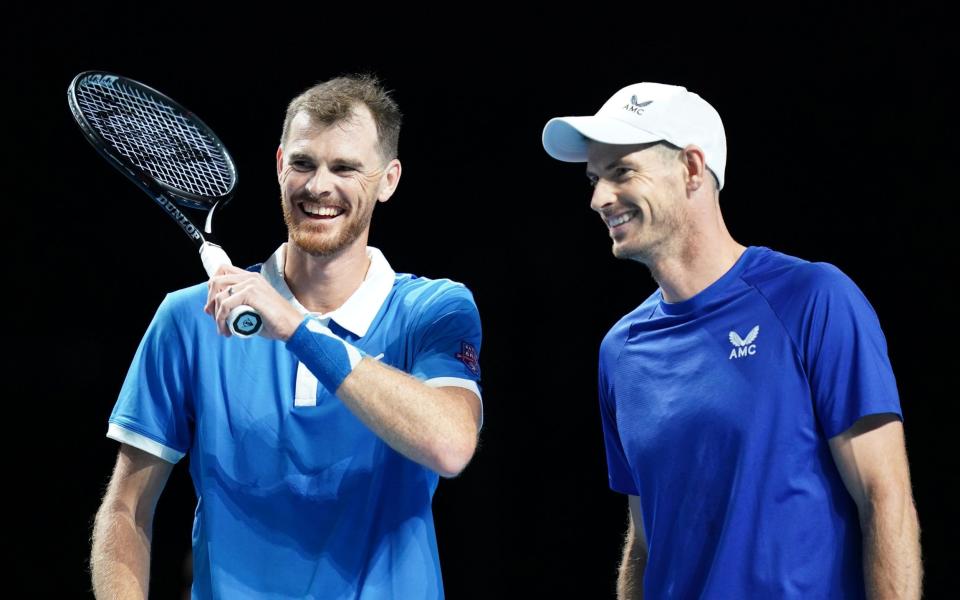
[
  {"left": 728, "top": 326, "right": 760, "bottom": 347},
  {"left": 728, "top": 325, "right": 760, "bottom": 360}
]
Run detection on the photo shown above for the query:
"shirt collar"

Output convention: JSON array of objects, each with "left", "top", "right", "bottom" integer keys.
[{"left": 260, "top": 243, "right": 396, "bottom": 338}]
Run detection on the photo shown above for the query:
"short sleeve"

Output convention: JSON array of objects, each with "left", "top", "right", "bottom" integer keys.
[
  {"left": 598, "top": 335, "right": 639, "bottom": 496},
  {"left": 800, "top": 264, "right": 902, "bottom": 438},
  {"left": 107, "top": 293, "right": 194, "bottom": 463},
  {"left": 409, "top": 284, "right": 482, "bottom": 394}
]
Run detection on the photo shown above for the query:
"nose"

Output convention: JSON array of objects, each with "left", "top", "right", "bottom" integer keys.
[
  {"left": 305, "top": 165, "right": 335, "bottom": 198},
  {"left": 590, "top": 179, "right": 616, "bottom": 213}
]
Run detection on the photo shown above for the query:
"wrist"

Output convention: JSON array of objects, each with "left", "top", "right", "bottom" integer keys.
[
  {"left": 286, "top": 318, "right": 366, "bottom": 392},
  {"left": 279, "top": 312, "right": 308, "bottom": 342}
]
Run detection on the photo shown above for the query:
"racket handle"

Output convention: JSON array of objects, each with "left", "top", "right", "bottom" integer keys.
[{"left": 199, "top": 242, "right": 263, "bottom": 338}]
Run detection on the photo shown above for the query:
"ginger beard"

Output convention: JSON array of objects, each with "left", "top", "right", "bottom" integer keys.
[{"left": 279, "top": 184, "right": 376, "bottom": 258}]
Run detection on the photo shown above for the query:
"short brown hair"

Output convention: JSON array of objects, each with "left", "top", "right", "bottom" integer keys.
[{"left": 280, "top": 74, "right": 402, "bottom": 161}]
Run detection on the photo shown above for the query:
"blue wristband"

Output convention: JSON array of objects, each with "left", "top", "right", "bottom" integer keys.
[{"left": 286, "top": 317, "right": 366, "bottom": 392}]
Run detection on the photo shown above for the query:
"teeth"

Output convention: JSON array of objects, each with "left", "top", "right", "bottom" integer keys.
[
  {"left": 302, "top": 203, "right": 343, "bottom": 217},
  {"left": 608, "top": 212, "right": 636, "bottom": 227}
]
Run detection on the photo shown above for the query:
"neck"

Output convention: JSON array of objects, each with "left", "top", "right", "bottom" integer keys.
[
  {"left": 646, "top": 224, "right": 746, "bottom": 304},
  {"left": 283, "top": 238, "right": 371, "bottom": 314}
]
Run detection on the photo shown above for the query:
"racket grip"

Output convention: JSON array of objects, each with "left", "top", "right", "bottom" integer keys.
[{"left": 199, "top": 242, "right": 263, "bottom": 338}]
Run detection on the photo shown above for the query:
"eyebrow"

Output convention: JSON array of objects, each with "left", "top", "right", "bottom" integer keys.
[
  {"left": 585, "top": 159, "right": 627, "bottom": 178},
  {"left": 286, "top": 151, "right": 313, "bottom": 163},
  {"left": 286, "top": 152, "right": 365, "bottom": 170},
  {"left": 333, "top": 158, "right": 365, "bottom": 170}
]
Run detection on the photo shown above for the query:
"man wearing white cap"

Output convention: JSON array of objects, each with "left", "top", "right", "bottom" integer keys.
[{"left": 542, "top": 83, "right": 921, "bottom": 599}]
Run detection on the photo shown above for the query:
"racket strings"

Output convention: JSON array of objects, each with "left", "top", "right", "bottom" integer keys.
[{"left": 74, "top": 79, "right": 234, "bottom": 198}]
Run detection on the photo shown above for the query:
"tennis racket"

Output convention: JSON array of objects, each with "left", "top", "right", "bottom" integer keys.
[{"left": 67, "top": 71, "right": 262, "bottom": 337}]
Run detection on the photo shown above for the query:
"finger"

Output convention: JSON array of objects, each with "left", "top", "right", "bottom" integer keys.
[
  {"left": 205, "top": 283, "right": 232, "bottom": 316},
  {"left": 205, "top": 279, "right": 219, "bottom": 315},
  {"left": 215, "top": 287, "right": 241, "bottom": 336},
  {"left": 214, "top": 264, "right": 249, "bottom": 277},
  {"left": 209, "top": 272, "right": 253, "bottom": 290},
  {"left": 207, "top": 272, "right": 256, "bottom": 313},
  {"left": 214, "top": 282, "right": 257, "bottom": 337},
  {"left": 215, "top": 292, "right": 232, "bottom": 337}
]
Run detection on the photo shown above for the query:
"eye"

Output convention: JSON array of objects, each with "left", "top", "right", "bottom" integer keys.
[
  {"left": 613, "top": 167, "right": 631, "bottom": 179},
  {"left": 333, "top": 164, "right": 357, "bottom": 173},
  {"left": 290, "top": 160, "right": 314, "bottom": 171},
  {"left": 587, "top": 175, "right": 598, "bottom": 188}
]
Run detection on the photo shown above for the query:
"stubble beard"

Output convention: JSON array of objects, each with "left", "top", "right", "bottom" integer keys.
[{"left": 613, "top": 193, "right": 690, "bottom": 266}]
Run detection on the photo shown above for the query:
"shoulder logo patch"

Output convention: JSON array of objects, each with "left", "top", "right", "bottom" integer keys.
[
  {"left": 728, "top": 325, "right": 760, "bottom": 360},
  {"left": 455, "top": 342, "right": 481, "bottom": 376}
]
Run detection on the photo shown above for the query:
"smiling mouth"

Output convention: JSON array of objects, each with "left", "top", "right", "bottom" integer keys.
[
  {"left": 299, "top": 201, "right": 345, "bottom": 219},
  {"left": 606, "top": 211, "right": 638, "bottom": 228}
]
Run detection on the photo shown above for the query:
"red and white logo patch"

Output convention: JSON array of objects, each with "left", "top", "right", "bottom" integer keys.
[{"left": 455, "top": 342, "right": 481, "bottom": 377}]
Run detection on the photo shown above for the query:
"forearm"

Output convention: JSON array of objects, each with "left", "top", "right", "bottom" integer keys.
[
  {"left": 90, "top": 500, "right": 152, "bottom": 599},
  {"left": 617, "top": 518, "right": 646, "bottom": 600},
  {"left": 285, "top": 318, "right": 479, "bottom": 477},
  {"left": 861, "top": 491, "right": 922, "bottom": 600},
  {"left": 337, "top": 357, "right": 478, "bottom": 477}
]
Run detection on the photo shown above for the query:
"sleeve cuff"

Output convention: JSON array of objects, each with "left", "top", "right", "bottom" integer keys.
[
  {"left": 424, "top": 376, "right": 484, "bottom": 430},
  {"left": 106, "top": 423, "right": 185, "bottom": 464}
]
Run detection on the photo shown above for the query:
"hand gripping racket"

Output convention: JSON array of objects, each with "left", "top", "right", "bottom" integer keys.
[{"left": 67, "top": 71, "right": 262, "bottom": 337}]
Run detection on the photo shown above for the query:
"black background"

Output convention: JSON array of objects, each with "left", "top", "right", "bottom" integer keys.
[{"left": 6, "top": 5, "right": 955, "bottom": 598}]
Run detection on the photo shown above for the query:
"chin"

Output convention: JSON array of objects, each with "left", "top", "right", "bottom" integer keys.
[
  {"left": 288, "top": 217, "right": 370, "bottom": 258},
  {"left": 612, "top": 242, "right": 651, "bottom": 263},
  {"left": 611, "top": 240, "right": 634, "bottom": 258},
  {"left": 290, "top": 232, "right": 349, "bottom": 257}
]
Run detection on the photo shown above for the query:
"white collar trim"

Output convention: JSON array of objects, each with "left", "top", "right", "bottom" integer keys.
[{"left": 260, "top": 243, "right": 395, "bottom": 338}]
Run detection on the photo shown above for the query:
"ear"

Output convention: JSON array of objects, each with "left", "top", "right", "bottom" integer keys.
[
  {"left": 377, "top": 158, "right": 402, "bottom": 203},
  {"left": 680, "top": 145, "right": 708, "bottom": 193},
  {"left": 276, "top": 146, "right": 284, "bottom": 181}
]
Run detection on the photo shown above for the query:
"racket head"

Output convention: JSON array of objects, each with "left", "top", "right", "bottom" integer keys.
[{"left": 67, "top": 71, "right": 238, "bottom": 210}]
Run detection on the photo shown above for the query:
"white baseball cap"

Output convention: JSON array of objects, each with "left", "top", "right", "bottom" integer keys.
[{"left": 542, "top": 82, "right": 727, "bottom": 189}]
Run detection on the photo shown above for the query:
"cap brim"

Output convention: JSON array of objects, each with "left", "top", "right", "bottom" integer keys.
[{"left": 542, "top": 116, "right": 663, "bottom": 162}]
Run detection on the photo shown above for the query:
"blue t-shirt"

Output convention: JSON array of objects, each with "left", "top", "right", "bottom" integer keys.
[
  {"left": 599, "top": 246, "right": 901, "bottom": 599},
  {"left": 108, "top": 245, "right": 482, "bottom": 599}
]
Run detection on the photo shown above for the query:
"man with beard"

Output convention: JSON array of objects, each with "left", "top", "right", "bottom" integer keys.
[
  {"left": 541, "top": 82, "right": 921, "bottom": 598},
  {"left": 91, "top": 75, "right": 483, "bottom": 599}
]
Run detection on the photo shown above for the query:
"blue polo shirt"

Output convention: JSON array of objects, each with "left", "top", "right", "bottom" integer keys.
[
  {"left": 108, "top": 245, "right": 482, "bottom": 599},
  {"left": 599, "top": 246, "right": 901, "bottom": 599}
]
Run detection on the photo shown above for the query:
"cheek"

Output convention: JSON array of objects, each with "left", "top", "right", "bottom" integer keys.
[
  {"left": 356, "top": 169, "right": 385, "bottom": 194},
  {"left": 353, "top": 177, "right": 374, "bottom": 195}
]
